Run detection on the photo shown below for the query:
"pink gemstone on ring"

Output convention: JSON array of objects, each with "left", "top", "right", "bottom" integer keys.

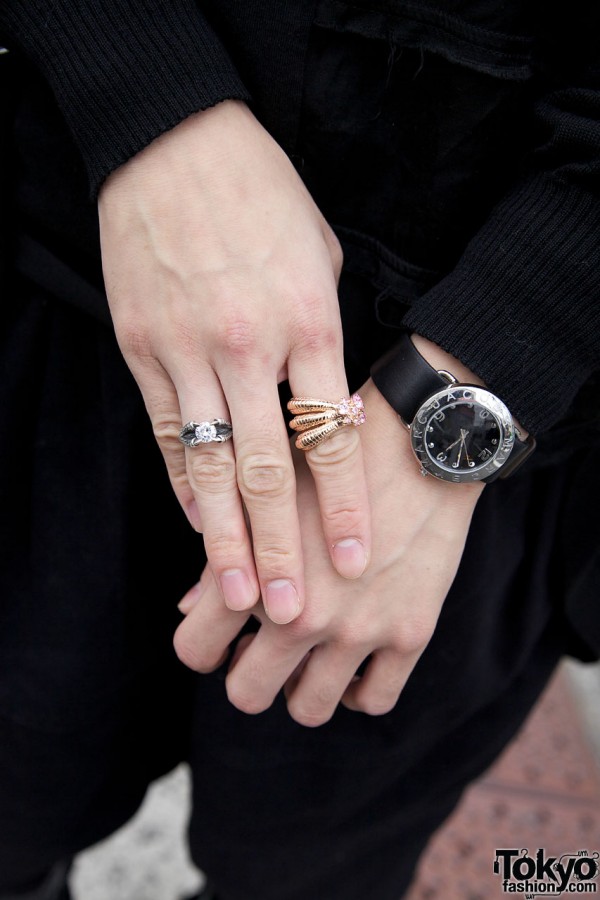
[{"left": 336, "top": 393, "right": 366, "bottom": 426}]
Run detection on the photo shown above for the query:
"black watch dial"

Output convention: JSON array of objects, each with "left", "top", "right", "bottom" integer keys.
[{"left": 410, "top": 385, "right": 515, "bottom": 483}]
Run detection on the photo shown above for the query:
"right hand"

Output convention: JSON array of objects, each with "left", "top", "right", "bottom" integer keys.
[
  {"left": 174, "top": 374, "right": 483, "bottom": 726},
  {"left": 98, "top": 100, "right": 371, "bottom": 625}
]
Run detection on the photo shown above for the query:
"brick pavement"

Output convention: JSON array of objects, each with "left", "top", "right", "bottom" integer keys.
[{"left": 404, "top": 664, "right": 600, "bottom": 899}]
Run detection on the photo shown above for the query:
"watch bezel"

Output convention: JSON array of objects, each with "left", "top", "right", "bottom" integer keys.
[{"left": 409, "top": 384, "right": 515, "bottom": 483}]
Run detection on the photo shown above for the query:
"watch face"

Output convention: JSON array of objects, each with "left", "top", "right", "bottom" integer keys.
[{"left": 410, "top": 385, "right": 515, "bottom": 483}]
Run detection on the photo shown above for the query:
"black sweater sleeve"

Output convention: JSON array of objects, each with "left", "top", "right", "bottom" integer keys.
[
  {"left": 402, "top": 21, "right": 600, "bottom": 435},
  {"left": 0, "top": 0, "right": 251, "bottom": 198}
]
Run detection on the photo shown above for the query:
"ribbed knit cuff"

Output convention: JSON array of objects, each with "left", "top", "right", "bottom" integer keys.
[
  {"left": 0, "top": 0, "right": 251, "bottom": 197},
  {"left": 402, "top": 173, "right": 600, "bottom": 435}
]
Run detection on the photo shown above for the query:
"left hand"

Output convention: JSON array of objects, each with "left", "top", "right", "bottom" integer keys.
[
  {"left": 174, "top": 355, "right": 485, "bottom": 726},
  {"left": 98, "top": 101, "right": 371, "bottom": 627}
]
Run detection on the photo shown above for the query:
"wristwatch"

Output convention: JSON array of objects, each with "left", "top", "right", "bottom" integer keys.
[{"left": 370, "top": 333, "right": 536, "bottom": 483}]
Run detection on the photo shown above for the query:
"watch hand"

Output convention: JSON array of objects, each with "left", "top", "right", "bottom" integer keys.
[
  {"left": 455, "top": 429, "right": 474, "bottom": 468},
  {"left": 461, "top": 429, "right": 476, "bottom": 467},
  {"left": 445, "top": 435, "right": 464, "bottom": 452},
  {"left": 456, "top": 437, "right": 464, "bottom": 468}
]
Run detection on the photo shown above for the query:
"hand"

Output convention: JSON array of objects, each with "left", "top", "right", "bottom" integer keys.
[
  {"left": 98, "top": 100, "right": 371, "bottom": 626},
  {"left": 174, "top": 375, "right": 484, "bottom": 726}
]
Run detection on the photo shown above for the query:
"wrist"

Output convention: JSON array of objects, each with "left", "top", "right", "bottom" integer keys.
[
  {"left": 410, "top": 334, "right": 484, "bottom": 388},
  {"left": 99, "top": 99, "right": 252, "bottom": 199}
]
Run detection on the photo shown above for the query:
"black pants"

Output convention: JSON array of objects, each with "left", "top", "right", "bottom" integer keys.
[{"left": 0, "top": 260, "right": 577, "bottom": 899}]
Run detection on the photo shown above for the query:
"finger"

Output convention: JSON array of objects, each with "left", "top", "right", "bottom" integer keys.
[
  {"left": 282, "top": 649, "right": 313, "bottom": 701},
  {"left": 287, "top": 359, "right": 371, "bottom": 581},
  {"left": 218, "top": 367, "right": 305, "bottom": 626},
  {"left": 177, "top": 564, "right": 214, "bottom": 615},
  {"left": 177, "top": 371, "right": 260, "bottom": 613},
  {"left": 130, "top": 356, "right": 204, "bottom": 531},
  {"left": 225, "top": 621, "right": 313, "bottom": 715},
  {"left": 341, "top": 648, "right": 411, "bottom": 717},
  {"left": 173, "top": 567, "right": 251, "bottom": 673},
  {"left": 284, "top": 643, "right": 367, "bottom": 727},
  {"left": 228, "top": 632, "right": 256, "bottom": 670}
]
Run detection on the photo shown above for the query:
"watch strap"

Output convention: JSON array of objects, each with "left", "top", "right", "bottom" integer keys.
[
  {"left": 370, "top": 333, "right": 450, "bottom": 424},
  {"left": 485, "top": 429, "right": 536, "bottom": 481},
  {"left": 370, "top": 332, "right": 536, "bottom": 481}
]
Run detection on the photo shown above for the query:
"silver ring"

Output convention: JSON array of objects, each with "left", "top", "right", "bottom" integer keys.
[{"left": 179, "top": 419, "right": 233, "bottom": 447}]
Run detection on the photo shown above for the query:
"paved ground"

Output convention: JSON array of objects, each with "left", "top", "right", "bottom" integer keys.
[
  {"left": 70, "top": 766, "right": 202, "bottom": 900},
  {"left": 405, "top": 659, "right": 600, "bottom": 898},
  {"left": 69, "top": 658, "right": 600, "bottom": 900}
]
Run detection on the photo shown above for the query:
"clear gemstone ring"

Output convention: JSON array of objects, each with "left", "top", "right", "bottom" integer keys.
[
  {"left": 179, "top": 419, "right": 233, "bottom": 448},
  {"left": 287, "top": 394, "right": 366, "bottom": 451}
]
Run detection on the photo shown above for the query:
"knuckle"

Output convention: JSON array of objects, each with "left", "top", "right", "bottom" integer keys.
[
  {"left": 290, "top": 291, "right": 342, "bottom": 354},
  {"left": 335, "top": 619, "right": 376, "bottom": 659},
  {"left": 359, "top": 694, "right": 398, "bottom": 717},
  {"left": 254, "top": 544, "right": 296, "bottom": 573},
  {"left": 288, "top": 702, "right": 332, "bottom": 728},
  {"left": 238, "top": 455, "right": 293, "bottom": 499},
  {"left": 203, "top": 532, "right": 248, "bottom": 565},
  {"left": 226, "top": 681, "right": 271, "bottom": 716},
  {"left": 188, "top": 449, "right": 236, "bottom": 492},
  {"left": 152, "top": 415, "right": 183, "bottom": 451},
  {"left": 309, "top": 427, "right": 361, "bottom": 466},
  {"left": 152, "top": 418, "right": 189, "bottom": 484},
  {"left": 215, "top": 316, "right": 259, "bottom": 361},
  {"left": 295, "top": 316, "right": 341, "bottom": 358},
  {"left": 282, "top": 609, "right": 329, "bottom": 644},
  {"left": 173, "top": 629, "right": 220, "bottom": 674},
  {"left": 333, "top": 623, "right": 370, "bottom": 653},
  {"left": 309, "top": 678, "right": 341, "bottom": 711},
  {"left": 117, "top": 323, "right": 155, "bottom": 362},
  {"left": 119, "top": 330, "right": 155, "bottom": 363},
  {"left": 320, "top": 503, "right": 363, "bottom": 537},
  {"left": 393, "top": 618, "right": 433, "bottom": 657}
]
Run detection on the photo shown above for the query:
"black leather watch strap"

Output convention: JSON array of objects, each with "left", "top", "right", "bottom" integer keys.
[
  {"left": 370, "top": 333, "right": 449, "bottom": 424},
  {"left": 485, "top": 430, "right": 536, "bottom": 481}
]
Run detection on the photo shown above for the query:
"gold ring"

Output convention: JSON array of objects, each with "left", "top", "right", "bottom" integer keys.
[{"left": 287, "top": 393, "right": 366, "bottom": 450}]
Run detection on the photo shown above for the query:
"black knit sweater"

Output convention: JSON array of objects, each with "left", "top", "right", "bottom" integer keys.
[{"left": 0, "top": 0, "right": 598, "bottom": 436}]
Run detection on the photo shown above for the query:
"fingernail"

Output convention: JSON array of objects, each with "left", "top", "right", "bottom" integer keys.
[
  {"left": 220, "top": 569, "right": 255, "bottom": 611},
  {"left": 265, "top": 579, "right": 300, "bottom": 625},
  {"left": 332, "top": 538, "right": 367, "bottom": 579}
]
